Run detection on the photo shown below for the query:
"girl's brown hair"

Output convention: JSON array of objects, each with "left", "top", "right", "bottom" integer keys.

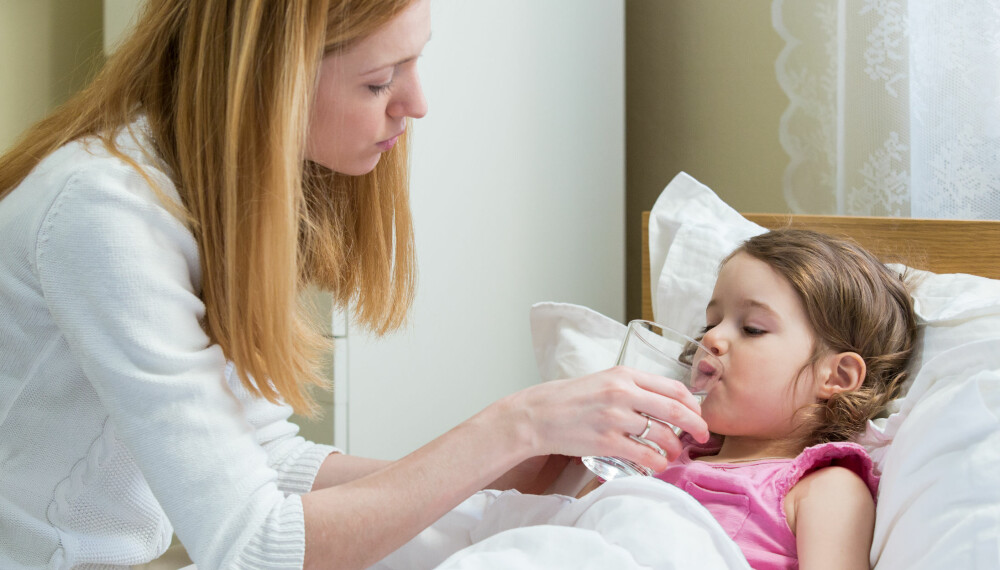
[
  {"left": 729, "top": 229, "right": 918, "bottom": 447},
  {"left": 0, "top": 0, "right": 417, "bottom": 414}
]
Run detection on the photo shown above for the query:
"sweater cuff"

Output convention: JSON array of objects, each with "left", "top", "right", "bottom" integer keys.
[
  {"left": 232, "top": 494, "right": 306, "bottom": 569},
  {"left": 274, "top": 442, "right": 339, "bottom": 495}
]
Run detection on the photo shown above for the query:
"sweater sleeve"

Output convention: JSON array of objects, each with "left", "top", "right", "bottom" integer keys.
[
  {"left": 224, "top": 361, "right": 340, "bottom": 495},
  {"left": 35, "top": 162, "right": 310, "bottom": 569}
]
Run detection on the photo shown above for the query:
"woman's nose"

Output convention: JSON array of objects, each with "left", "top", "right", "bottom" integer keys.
[{"left": 389, "top": 73, "right": 428, "bottom": 120}]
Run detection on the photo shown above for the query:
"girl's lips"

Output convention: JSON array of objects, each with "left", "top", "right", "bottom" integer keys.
[{"left": 697, "top": 359, "right": 718, "bottom": 377}]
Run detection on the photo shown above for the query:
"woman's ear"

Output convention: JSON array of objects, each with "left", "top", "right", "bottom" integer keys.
[{"left": 817, "top": 352, "right": 866, "bottom": 399}]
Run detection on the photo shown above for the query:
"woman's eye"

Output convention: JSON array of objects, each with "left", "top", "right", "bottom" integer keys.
[{"left": 368, "top": 81, "right": 393, "bottom": 95}]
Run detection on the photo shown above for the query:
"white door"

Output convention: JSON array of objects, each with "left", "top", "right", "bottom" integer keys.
[{"left": 344, "top": 0, "right": 625, "bottom": 459}]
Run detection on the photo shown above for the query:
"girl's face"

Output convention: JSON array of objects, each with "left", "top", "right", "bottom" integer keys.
[
  {"left": 306, "top": 0, "right": 431, "bottom": 175},
  {"left": 698, "top": 252, "right": 824, "bottom": 440}
]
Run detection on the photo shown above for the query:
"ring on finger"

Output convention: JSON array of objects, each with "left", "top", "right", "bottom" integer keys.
[{"left": 636, "top": 415, "right": 652, "bottom": 439}]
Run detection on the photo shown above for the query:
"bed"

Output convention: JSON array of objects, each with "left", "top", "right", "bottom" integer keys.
[{"left": 523, "top": 172, "right": 1000, "bottom": 569}]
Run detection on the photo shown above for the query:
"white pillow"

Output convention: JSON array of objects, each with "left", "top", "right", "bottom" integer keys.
[
  {"left": 529, "top": 301, "right": 625, "bottom": 382},
  {"left": 647, "top": 173, "right": 765, "bottom": 337},
  {"left": 530, "top": 171, "right": 1000, "bottom": 569}
]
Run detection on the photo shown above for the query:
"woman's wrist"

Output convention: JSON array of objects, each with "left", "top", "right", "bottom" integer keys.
[{"left": 471, "top": 391, "right": 539, "bottom": 462}]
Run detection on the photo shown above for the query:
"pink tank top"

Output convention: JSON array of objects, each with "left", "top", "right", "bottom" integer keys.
[{"left": 655, "top": 437, "right": 879, "bottom": 570}]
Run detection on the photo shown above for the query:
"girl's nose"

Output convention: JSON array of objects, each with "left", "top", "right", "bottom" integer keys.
[{"left": 701, "top": 327, "right": 727, "bottom": 356}]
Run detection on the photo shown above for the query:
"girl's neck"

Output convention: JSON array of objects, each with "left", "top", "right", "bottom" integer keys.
[{"left": 700, "top": 435, "right": 806, "bottom": 463}]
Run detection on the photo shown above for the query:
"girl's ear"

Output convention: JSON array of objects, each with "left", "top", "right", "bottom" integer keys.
[{"left": 817, "top": 352, "right": 866, "bottom": 399}]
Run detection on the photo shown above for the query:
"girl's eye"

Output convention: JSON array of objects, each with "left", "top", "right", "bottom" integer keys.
[
  {"left": 700, "top": 324, "right": 718, "bottom": 334},
  {"left": 368, "top": 81, "right": 393, "bottom": 95},
  {"left": 743, "top": 326, "right": 766, "bottom": 336}
]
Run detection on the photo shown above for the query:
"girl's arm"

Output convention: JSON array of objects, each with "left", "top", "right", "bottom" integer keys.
[{"left": 786, "top": 466, "right": 875, "bottom": 570}]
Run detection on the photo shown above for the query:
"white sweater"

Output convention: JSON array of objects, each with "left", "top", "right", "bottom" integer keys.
[{"left": 0, "top": 124, "right": 338, "bottom": 569}]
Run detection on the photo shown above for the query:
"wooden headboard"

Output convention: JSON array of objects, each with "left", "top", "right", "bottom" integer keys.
[{"left": 641, "top": 212, "right": 1000, "bottom": 322}]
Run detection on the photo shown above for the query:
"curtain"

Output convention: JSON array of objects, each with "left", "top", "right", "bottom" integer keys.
[{"left": 772, "top": 0, "right": 1000, "bottom": 219}]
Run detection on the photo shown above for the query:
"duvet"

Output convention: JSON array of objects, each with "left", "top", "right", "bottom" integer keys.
[{"left": 372, "top": 476, "right": 750, "bottom": 569}]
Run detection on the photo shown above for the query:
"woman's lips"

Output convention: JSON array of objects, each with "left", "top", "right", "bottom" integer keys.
[{"left": 377, "top": 131, "right": 404, "bottom": 151}]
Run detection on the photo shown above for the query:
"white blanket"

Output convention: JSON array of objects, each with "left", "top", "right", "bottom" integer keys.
[{"left": 371, "top": 477, "right": 750, "bottom": 569}]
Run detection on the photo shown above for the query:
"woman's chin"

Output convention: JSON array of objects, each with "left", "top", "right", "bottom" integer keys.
[
  {"left": 343, "top": 158, "right": 380, "bottom": 176},
  {"left": 311, "top": 154, "right": 380, "bottom": 177}
]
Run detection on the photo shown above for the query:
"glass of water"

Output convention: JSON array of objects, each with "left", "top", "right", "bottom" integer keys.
[{"left": 581, "top": 319, "right": 724, "bottom": 480}]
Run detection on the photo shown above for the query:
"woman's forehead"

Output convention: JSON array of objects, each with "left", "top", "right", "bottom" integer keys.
[{"left": 334, "top": 0, "right": 431, "bottom": 75}]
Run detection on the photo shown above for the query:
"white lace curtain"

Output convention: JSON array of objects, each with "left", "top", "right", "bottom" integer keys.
[{"left": 772, "top": 0, "right": 1000, "bottom": 219}]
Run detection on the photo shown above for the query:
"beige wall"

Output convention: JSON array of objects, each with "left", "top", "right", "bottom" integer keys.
[
  {"left": 0, "top": 0, "right": 104, "bottom": 152},
  {"left": 625, "top": 1, "right": 790, "bottom": 319}
]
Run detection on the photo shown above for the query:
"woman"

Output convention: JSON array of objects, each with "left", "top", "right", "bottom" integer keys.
[{"left": 0, "top": 1, "right": 707, "bottom": 568}]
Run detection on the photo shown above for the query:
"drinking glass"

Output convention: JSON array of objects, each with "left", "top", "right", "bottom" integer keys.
[{"left": 581, "top": 319, "right": 724, "bottom": 480}]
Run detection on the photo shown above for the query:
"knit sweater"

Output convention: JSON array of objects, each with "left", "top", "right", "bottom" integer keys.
[{"left": 0, "top": 123, "right": 337, "bottom": 569}]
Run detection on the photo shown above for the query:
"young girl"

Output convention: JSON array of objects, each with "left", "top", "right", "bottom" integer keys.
[{"left": 653, "top": 229, "right": 917, "bottom": 569}]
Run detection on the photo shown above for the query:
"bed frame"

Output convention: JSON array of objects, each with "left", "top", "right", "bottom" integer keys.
[{"left": 640, "top": 212, "right": 1000, "bottom": 321}]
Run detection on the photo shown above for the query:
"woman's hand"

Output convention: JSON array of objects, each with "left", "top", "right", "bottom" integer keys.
[{"left": 491, "top": 366, "right": 711, "bottom": 475}]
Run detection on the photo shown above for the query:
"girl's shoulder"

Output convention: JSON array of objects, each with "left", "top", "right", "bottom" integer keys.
[
  {"left": 781, "top": 443, "right": 879, "bottom": 550},
  {"left": 779, "top": 441, "right": 880, "bottom": 502}
]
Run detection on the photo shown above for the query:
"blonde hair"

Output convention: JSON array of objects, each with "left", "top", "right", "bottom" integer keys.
[
  {"left": 0, "top": 0, "right": 417, "bottom": 414},
  {"left": 727, "top": 229, "right": 917, "bottom": 447}
]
